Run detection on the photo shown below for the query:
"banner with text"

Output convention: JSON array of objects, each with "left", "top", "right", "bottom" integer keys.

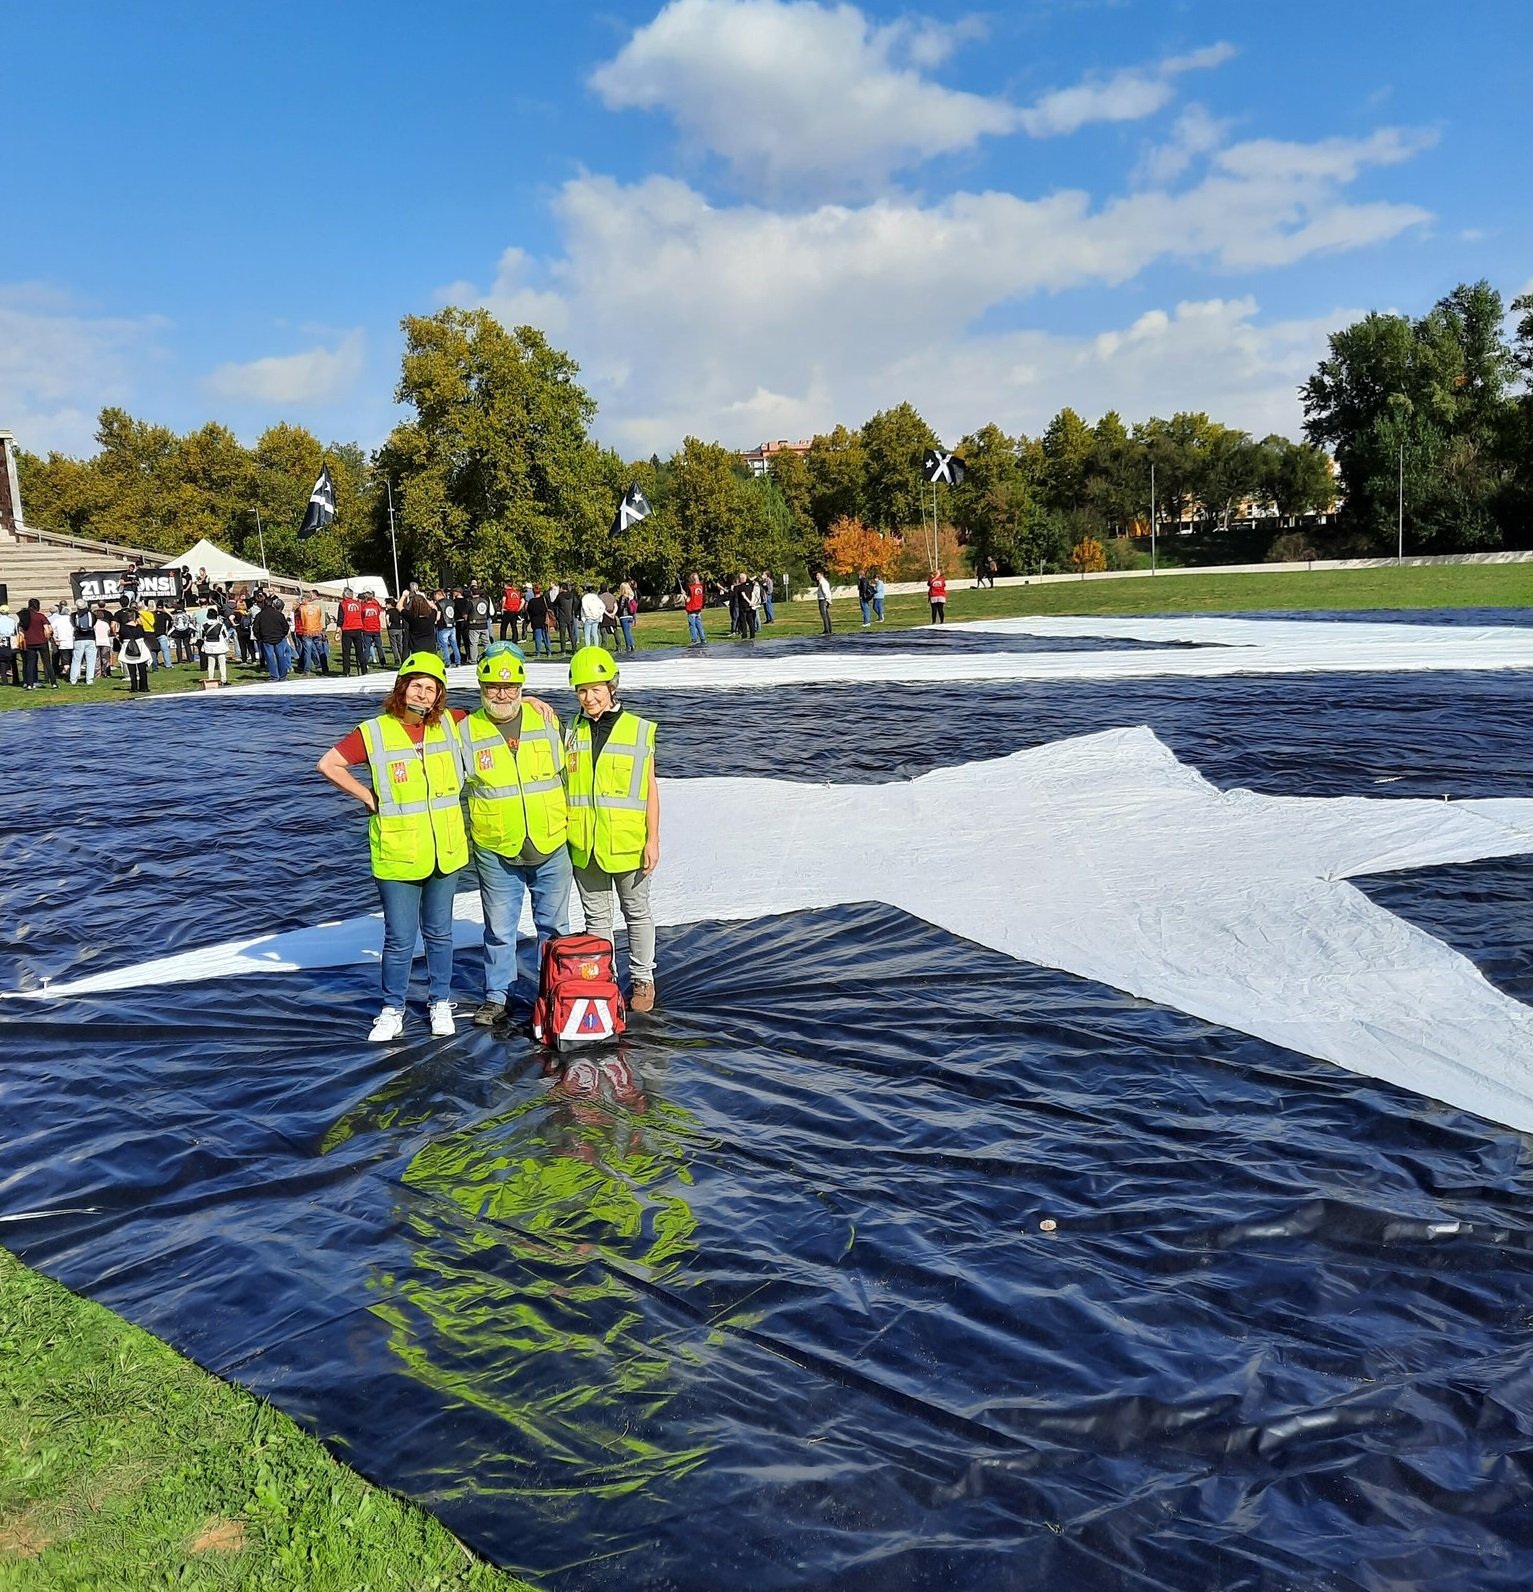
[{"left": 70, "top": 569, "right": 184, "bottom": 605}]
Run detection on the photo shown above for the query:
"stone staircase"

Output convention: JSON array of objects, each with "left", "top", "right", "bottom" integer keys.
[{"left": 0, "top": 523, "right": 172, "bottom": 611}]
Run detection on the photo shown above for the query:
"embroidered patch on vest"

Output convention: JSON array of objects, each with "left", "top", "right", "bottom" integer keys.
[
  {"left": 390, "top": 761, "right": 411, "bottom": 784},
  {"left": 477, "top": 749, "right": 495, "bottom": 771}
]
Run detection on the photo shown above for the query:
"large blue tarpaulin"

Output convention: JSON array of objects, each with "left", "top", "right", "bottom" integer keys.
[{"left": 5, "top": 616, "right": 1533, "bottom": 1589}]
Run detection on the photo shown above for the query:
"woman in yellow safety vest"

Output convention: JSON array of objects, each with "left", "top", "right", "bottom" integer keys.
[
  {"left": 461, "top": 642, "right": 573, "bottom": 1028},
  {"left": 315, "top": 651, "right": 469, "bottom": 1042},
  {"left": 564, "top": 646, "right": 662, "bottom": 1012}
]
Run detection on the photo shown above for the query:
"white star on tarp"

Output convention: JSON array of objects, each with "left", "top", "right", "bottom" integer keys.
[{"left": 15, "top": 728, "right": 1533, "bottom": 1130}]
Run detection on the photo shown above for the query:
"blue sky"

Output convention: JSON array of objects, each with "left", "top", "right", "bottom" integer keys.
[{"left": 5, "top": 0, "right": 1530, "bottom": 462}]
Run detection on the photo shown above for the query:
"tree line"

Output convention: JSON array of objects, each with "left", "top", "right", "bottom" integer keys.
[{"left": 17, "top": 280, "right": 1530, "bottom": 592}]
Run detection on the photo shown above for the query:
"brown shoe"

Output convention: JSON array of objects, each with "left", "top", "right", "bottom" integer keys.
[{"left": 629, "top": 980, "right": 656, "bottom": 1014}]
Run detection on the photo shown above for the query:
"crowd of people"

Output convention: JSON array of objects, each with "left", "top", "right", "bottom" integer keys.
[{"left": 1, "top": 560, "right": 960, "bottom": 696}]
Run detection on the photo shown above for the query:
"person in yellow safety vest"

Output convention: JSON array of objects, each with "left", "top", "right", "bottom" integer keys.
[
  {"left": 564, "top": 646, "right": 662, "bottom": 1013},
  {"left": 461, "top": 641, "right": 574, "bottom": 1028},
  {"left": 315, "top": 651, "right": 469, "bottom": 1043}
]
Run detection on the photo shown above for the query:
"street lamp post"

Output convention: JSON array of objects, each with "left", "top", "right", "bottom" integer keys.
[
  {"left": 1149, "top": 460, "right": 1157, "bottom": 574},
  {"left": 253, "top": 507, "right": 268, "bottom": 575},
  {"left": 1397, "top": 440, "right": 1404, "bottom": 563}
]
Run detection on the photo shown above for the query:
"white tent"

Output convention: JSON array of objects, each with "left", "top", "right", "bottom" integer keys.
[{"left": 164, "top": 538, "right": 389, "bottom": 600}]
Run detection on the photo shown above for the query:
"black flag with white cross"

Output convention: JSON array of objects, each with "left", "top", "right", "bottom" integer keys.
[
  {"left": 610, "top": 481, "right": 653, "bottom": 537},
  {"left": 298, "top": 464, "right": 336, "bottom": 540},
  {"left": 923, "top": 448, "right": 966, "bottom": 487}
]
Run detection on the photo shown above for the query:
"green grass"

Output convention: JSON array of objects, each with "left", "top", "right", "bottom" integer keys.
[
  {"left": 4, "top": 561, "right": 1531, "bottom": 713},
  {"left": 0, "top": 1247, "right": 534, "bottom": 1592}
]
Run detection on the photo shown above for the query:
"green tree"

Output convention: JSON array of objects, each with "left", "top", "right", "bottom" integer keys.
[
  {"left": 378, "top": 308, "right": 608, "bottom": 586},
  {"left": 1257, "top": 436, "right": 1338, "bottom": 526},
  {"left": 859, "top": 401, "right": 940, "bottom": 532},
  {"left": 1039, "top": 407, "right": 1095, "bottom": 514},
  {"left": 805, "top": 425, "right": 865, "bottom": 533},
  {"left": 1303, "top": 282, "right": 1519, "bottom": 551},
  {"left": 1086, "top": 411, "right": 1143, "bottom": 534}
]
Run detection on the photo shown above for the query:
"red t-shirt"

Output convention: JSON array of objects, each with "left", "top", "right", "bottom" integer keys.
[{"left": 332, "top": 707, "right": 469, "bottom": 765}]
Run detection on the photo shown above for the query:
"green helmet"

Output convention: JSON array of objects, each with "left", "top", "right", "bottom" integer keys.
[
  {"left": 569, "top": 646, "right": 619, "bottom": 688},
  {"left": 477, "top": 646, "right": 526, "bottom": 686},
  {"left": 397, "top": 650, "right": 448, "bottom": 686}
]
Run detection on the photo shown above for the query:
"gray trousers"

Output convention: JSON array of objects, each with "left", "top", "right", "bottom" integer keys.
[{"left": 573, "top": 862, "right": 656, "bottom": 982}]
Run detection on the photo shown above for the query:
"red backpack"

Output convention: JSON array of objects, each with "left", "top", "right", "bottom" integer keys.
[{"left": 531, "top": 935, "right": 627, "bottom": 1051}]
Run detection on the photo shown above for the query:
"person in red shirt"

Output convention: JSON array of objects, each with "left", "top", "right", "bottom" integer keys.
[
  {"left": 337, "top": 587, "right": 368, "bottom": 676},
  {"left": 683, "top": 572, "right": 706, "bottom": 646},
  {"left": 927, "top": 570, "right": 948, "bottom": 625},
  {"left": 500, "top": 581, "right": 524, "bottom": 642},
  {"left": 359, "top": 591, "right": 385, "bottom": 665},
  {"left": 20, "top": 599, "right": 58, "bottom": 689}
]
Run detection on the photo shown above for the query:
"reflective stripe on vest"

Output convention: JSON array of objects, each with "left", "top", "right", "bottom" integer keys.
[
  {"left": 362, "top": 714, "right": 469, "bottom": 879},
  {"left": 564, "top": 711, "right": 655, "bottom": 872},
  {"left": 462, "top": 704, "right": 568, "bottom": 857}
]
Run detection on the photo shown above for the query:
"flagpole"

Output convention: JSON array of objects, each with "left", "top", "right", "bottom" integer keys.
[
  {"left": 254, "top": 507, "right": 268, "bottom": 575},
  {"left": 385, "top": 479, "right": 401, "bottom": 599}
]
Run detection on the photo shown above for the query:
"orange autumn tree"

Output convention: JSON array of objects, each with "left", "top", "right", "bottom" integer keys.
[
  {"left": 822, "top": 515, "right": 899, "bottom": 578},
  {"left": 1069, "top": 535, "right": 1107, "bottom": 573}
]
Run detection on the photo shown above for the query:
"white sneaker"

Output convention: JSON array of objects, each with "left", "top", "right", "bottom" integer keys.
[
  {"left": 428, "top": 1001, "right": 456, "bottom": 1037},
  {"left": 368, "top": 1006, "right": 405, "bottom": 1042}
]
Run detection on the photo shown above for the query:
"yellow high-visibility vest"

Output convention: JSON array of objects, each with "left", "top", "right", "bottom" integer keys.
[
  {"left": 362, "top": 713, "right": 469, "bottom": 880},
  {"left": 461, "top": 703, "right": 568, "bottom": 858},
  {"left": 564, "top": 711, "right": 655, "bottom": 872}
]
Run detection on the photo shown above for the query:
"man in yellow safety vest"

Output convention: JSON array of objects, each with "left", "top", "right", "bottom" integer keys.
[{"left": 461, "top": 642, "right": 573, "bottom": 1026}]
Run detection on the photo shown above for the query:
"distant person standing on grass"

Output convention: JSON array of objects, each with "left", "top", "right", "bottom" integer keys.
[
  {"left": 116, "top": 610, "right": 153, "bottom": 694},
  {"left": 872, "top": 572, "right": 886, "bottom": 621},
  {"left": 21, "top": 599, "right": 57, "bottom": 689},
  {"left": 683, "top": 573, "right": 706, "bottom": 645},
  {"left": 927, "top": 569, "right": 947, "bottom": 624},
  {"left": 201, "top": 604, "right": 231, "bottom": 684},
  {"left": 759, "top": 570, "right": 775, "bottom": 625},
  {"left": 813, "top": 569, "right": 834, "bottom": 635},
  {"left": 0, "top": 605, "right": 20, "bottom": 688}
]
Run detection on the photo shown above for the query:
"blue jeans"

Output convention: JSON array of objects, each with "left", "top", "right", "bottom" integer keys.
[
  {"left": 762, "top": 594, "right": 774, "bottom": 623},
  {"left": 859, "top": 599, "right": 872, "bottom": 625},
  {"left": 873, "top": 597, "right": 885, "bottom": 620},
  {"left": 436, "top": 627, "right": 461, "bottom": 666},
  {"left": 474, "top": 844, "right": 572, "bottom": 1001},
  {"left": 70, "top": 639, "right": 98, "bottom": 684},
  {"left": 262, "top": 639, "right": 292, "bottom": 680},
  {"left": 619, "top": 614, "right": 635, "bottom": 652},
  {"left": 581, "top": 619, "right": 601, "bottom": 648},
  {"left": 687, "top": 611, "right": 705, "bottom": 644},
  {"left": 375, "top": 869, "right": 460, "bottom": 1007},
  {"left": 532, "top": 626, "right": 550, "bottom": 656},
  {"left": 157, "top": 634, "right": 174, "bottom": 668}
]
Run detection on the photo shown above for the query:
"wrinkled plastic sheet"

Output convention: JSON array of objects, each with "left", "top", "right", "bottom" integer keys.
[{"left": 6, "top": 627, "right": 1533, "bottom": 1590}]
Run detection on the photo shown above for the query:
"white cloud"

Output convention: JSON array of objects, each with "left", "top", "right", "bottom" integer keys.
[
  {"left": 590, "top": 0, "right": 1014, "bottom": 193},
  {"left": 1134, "top": 103, "right": 1231, "bottom": 187},
  {"left": 1016, "top": 40, "right": 1236, "bottom": 138},
  {"left": 203, "top": 330, "right": 366, "bottom": 406},
  {"left": 590, "top": 2, "right": 1240, "bottom": 193},
  {"left": 446, "top": 117, "right": 1427, "bottom": 457},
  {"left": 0, "top": 284, "right": 168, "bottom": 456}
]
